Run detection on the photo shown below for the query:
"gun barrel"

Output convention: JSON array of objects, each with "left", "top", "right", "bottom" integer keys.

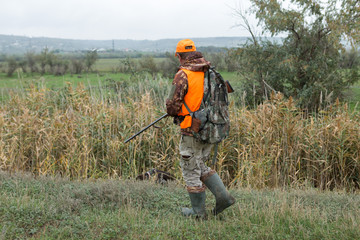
[{"left": 124, "top": 113, "right": 168, "bottom": 143}]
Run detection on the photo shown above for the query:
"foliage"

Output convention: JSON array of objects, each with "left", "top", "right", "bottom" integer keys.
[
  {"left": 158, "top": 52, "right": 179, "bottom": 78},
  {"left": 138, "top": 55, "right": 158, "bottom": 77},
  {"left": 338, "top": 0, "right": 360, "bottom": 46},
  {"left": 38, "top": 48, "right": 53, "bottom": 75},
  {"left": 232, "top": 0, "right": 360, "bottom": 111},
  {"left": 18, "top": 59, "right": 27, "bottom": 73},
  {"left": 115, "top": 57, "right": 138, "bottom": 74},
  {"left": 0, "top": 50, "right": 99, "bottom": 77},
  {"left": 26, "top": 51, "right": 38, "bottom": 73},
  {"left": 340, "top": 48, "right": 360, "bottom": 69},
  {"left": 71, "top": 58, "right": 84, "bottom": 74},
  {"left": 5, "top": 56, "right": 17, "bottom": 77},
  {"left": 225, "top": 48, "right": 242, "bottom": 72},
  {"left": 203, "top": 51, "right": 227, "bottom": 71},
  {"left": 84, "top": 50, "right": 98, "bottom": 72}
]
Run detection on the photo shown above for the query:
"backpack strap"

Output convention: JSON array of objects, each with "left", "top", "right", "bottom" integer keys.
[
  {"left": 183, "top": 101, "right": 193, "bottom": 117},
  {"left": 202, "top": 69, "right": 211, "bottom": 105}
]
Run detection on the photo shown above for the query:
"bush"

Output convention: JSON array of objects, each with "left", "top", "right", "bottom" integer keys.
[
  {"left": 84, "top": 50, "right": 98, "bottom": 72},
  {"left": 158, "top": 52, "right": 178, "bottom": 78},
  {"left": 70, "top": 58, "right": 84, "bottom": 74},
  {"left": 138, "top": 55, "right": 158, "bottom": 77},
  {"left": 6, "top": 56, "right": 17, "bottom": 77}
]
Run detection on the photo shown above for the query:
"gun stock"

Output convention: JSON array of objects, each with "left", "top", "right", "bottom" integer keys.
[{"left": 225, "top": 80, "right": 234, "bottom": 93}]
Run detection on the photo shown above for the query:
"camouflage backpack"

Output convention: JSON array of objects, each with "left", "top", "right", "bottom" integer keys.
[{"left": 184, "top": 67, "right": 230, "bottom": 144}]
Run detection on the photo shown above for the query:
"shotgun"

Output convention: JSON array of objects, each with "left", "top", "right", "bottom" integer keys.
[{"left": 124, "top": 113, "right": 168, "bottom": 143}]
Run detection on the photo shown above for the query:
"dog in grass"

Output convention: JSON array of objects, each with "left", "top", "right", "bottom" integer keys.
[{"left": 136, "top": 169, "right": 176, "bottom": 184}]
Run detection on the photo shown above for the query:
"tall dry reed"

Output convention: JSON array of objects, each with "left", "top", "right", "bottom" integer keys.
[
  {"left": 0, "top": 82, "right": 179, "bottom": 179},
  {"left": 224, "top": 93, "right": 360, "bottom": 190},
  {"left": 0, "top": 83, "right": 359, "bottom": 190}
]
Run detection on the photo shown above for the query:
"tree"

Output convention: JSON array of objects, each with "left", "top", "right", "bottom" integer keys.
[
  {"left": 71, "top": 58, "right": 84, "bottom": 75},
  {"left": 233, "top": 0, "right": 360, "bottom": 111},
  {"left": 38, "top": 48, "right": 49, "bottom": 75},
  {"left": 340, "top": 49, "right": 360, "bottom": 69},
  {"left": 84, "top": 50, "right": 98, "bottom": 72},
  {"left": 18, "top": 58, "right": 27, "bottom": 73},
  {"left": 53, "top": 59, "right": 69, "bottom": 76},
  {"left": 6, "top": 56, "right": 17, "bottom": 77},
  {"left": 47, "top": 51, "right": 57, "bottom": 74},
  {"left": 138, "top": 55, "right": 158, "bottom": 77},
  {"left": 205, "top": 52, "right": 227, "bottom": 71},
  {"left": 117, "top": 57, "right": 138, "bottom": 74},
  {"left": 26, "top": 51, "right": 38, "bottom": 73},
  {"left": 159, "top": 52, "right": 178, "bottom": 78}
]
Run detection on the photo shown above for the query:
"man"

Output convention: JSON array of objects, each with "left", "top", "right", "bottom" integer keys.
[{"left": 166, "top": 39, "right": 235, "bottom": 219}]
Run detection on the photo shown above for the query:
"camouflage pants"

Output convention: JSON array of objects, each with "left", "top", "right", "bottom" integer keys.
[{"left": 179, "top": 135, "right": 213, "bottom": 187}]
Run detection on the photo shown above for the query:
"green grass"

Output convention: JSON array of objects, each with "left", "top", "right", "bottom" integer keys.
[
  {"left": 94, "top": 58, "right": 167, "bottom": 72},
  {"left": 217, "top": 71, "right": 240, "bottom": 82},
  {"left": 95, "top": 58, "right": 123, "bottom": 72},
  {"left": 0, "top": 72, "right": 132, "bottom": 89},
  {"left": 1, "top": 171, "right": 359, "bottom": 240},
  {"left": 0, "top": 72, "right": 136, "bottom": 102}
]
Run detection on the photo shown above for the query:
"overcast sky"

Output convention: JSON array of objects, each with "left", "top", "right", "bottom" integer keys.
[{"left": 0, "top": 0, "right": 258, "bottom": 40}]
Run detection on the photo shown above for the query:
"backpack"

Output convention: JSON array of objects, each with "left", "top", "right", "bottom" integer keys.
[{"left": 184, "top": 67, "right": 230, "bottom": 144}]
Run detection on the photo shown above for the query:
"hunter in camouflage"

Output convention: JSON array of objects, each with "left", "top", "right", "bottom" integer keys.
[
  {"left": 166, "top": 39, "right": 235, "bottom": 219},
  {"left": 166, "top": 51, "right": 210, "bottom": 136}
]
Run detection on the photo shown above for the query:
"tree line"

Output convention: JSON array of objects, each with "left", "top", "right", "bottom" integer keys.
[
  {"left": 1, "top": 45, "right": 359, "bottom": 112},
  {"left": 1, "top": 48, "right": 99, "bottom": 77}
]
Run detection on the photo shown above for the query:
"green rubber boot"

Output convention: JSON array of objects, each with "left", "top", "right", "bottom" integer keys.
[
  {"left": 201, "top": 172, "right": 235, "bottom": 215},
  {"left": 181, "top": 189, "right": 207, "bottom": 219}
]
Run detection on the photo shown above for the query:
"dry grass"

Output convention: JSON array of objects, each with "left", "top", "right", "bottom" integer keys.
[
  {"left": 0, "top": 82, "right": 179, "bottom": 180},
  {"left": 0, "top": 83, "right": 359, "bottom": 190},
  {"left": 224, "top": 93, "right": 360, "bottom": 190}
]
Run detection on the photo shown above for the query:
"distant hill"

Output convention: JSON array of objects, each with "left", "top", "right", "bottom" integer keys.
[{"left": 0, "top": 34, "right": 282, "bottom": 54}]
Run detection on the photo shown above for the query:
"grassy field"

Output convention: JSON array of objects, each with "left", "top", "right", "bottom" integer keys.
[
  {"left": 1, "top": 171, "right": 359, "bottom": 240},
  {"left": 0, "top": 72, "right": 130, "bottom": 89},
  {"left": 94, "top": 57, "right": 166, "bottom": 72},
  {"left": 95, "top": 58, "right": 123, "bottom": 72},
  {"left": 0, "top": 59, "right": 359, "bottom": 239}
]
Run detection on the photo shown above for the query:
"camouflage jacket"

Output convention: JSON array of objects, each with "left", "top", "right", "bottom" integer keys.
[{"left": 166, "top": 51, "right": 210, "bottom": 135}]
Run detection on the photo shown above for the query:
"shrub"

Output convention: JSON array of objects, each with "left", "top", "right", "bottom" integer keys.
[{"left": 6, "top": 56, "right": 18, "bottom": 77}]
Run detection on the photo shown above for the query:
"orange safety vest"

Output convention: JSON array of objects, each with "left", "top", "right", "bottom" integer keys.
[{"left": 178, "top": 68, "right": 204, "bottom": 129}]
